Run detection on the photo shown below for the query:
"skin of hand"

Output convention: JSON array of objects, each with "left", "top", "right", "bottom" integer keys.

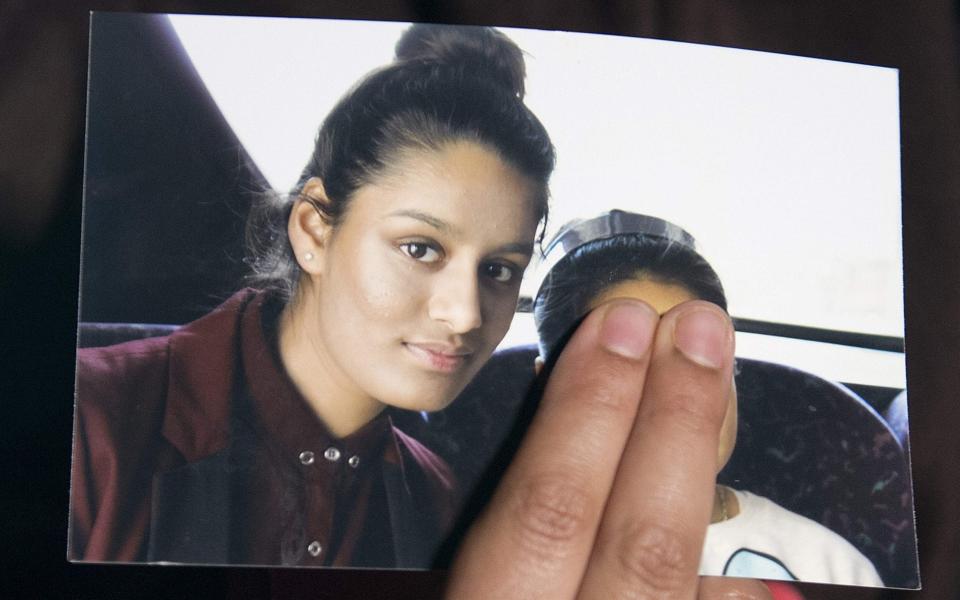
[{"left": 445, "top": 298, "right": 779, "bottom": 599}]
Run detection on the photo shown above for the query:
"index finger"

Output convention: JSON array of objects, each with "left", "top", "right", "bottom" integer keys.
[
  {"left": 445, "top": 299, "right": 660, "bottom": 599},
  {"left": 577, "top": 300, "right": 735, "bottom": 599}
]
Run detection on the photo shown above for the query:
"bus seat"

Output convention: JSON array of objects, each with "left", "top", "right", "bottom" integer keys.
[
  {"left": 723, "top": 357, "right": 916, "bottom": 587},
  {"left": 883, "top": 389, "right": 910, "bottom": 449},
  {"left": 77, "top": 322, "right": 180, "bottom": 348}
]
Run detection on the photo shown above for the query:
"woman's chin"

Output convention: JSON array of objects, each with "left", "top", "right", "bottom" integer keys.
[{"left": 374, "top": 353, "right": 486, "bottom": 413}]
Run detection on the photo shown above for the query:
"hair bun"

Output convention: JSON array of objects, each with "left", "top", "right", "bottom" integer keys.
[{"left": 395, "top": 24, "right": 527, "bottom": 98}]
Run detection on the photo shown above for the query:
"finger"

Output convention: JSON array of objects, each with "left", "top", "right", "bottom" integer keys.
[
  {"left": 577, "top": 300, "right": 735, "bottom": 599},
  {"left": 446, "top": 299, "right": 660, "bottom": 600},
  {"left": 760, "top": 581, "right": 805, "bottom": 600},
  {"left": 698, "top": 577, "right": 775, "bottom": 599}
]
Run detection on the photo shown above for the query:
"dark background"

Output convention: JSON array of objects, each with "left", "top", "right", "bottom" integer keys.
[{"left": 2, "top": 1, "right": 957, "bottom": 598}]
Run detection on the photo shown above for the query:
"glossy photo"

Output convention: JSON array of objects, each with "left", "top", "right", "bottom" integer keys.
[{"left": 70, "top": 13, "right": 917, "bottom": 589}]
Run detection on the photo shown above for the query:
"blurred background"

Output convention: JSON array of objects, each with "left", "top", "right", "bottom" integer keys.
[{"left": 2, "top": 1, "right": 957, "bottom": 598}]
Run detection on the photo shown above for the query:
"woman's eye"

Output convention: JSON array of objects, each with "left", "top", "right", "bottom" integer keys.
[
  {"left": 483, "top": 262, "right": 516, "bottom": 283},
  {"left": 400, "top": 242, "right": 441, "bottom": 263}
]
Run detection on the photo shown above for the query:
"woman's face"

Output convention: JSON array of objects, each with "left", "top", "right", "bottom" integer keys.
[
  {"left": 590, "top": 278, "right": 738, "bottom": 473},
  {"left": 296, "top": 141, "right": 540, "bottom": 414}
]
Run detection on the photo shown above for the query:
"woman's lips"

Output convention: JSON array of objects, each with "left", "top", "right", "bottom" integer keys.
[{"left": 403, "top": 342, "right": 472, "bottom": 373}]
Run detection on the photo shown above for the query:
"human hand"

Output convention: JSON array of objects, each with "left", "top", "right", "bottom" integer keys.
[{"left": 445, "top": 298, "right": 780, "bottom": 599}]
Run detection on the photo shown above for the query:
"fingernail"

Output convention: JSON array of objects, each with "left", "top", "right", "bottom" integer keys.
[
  {"left": 673, "top": 307, "right": 730, "bottom": 369},
  {"left": 599, "top": 301, "right": 657, "bottom": 360}
]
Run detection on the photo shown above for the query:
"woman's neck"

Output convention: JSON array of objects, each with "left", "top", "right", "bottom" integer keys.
[
  {"left": 277, "top": 294, "right": 386, "bottom": 438},
  {"left": 710, "top": 485, "right": 740, "bottom": 524}
]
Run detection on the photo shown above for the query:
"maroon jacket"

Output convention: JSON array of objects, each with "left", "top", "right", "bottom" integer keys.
[{"left": 69, "top": 290, "right": 456, "bottom": 567}]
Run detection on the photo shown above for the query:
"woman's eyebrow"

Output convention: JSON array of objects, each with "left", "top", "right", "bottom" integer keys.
[
  {"left": 386, "top": 209, "right": 532, "bottom": 255},
  {"left": 495, "top": 242, "right": 535, "bottom": 256},
  {"left": 387, "top": 209, "right": 454, "bottom": 234}
]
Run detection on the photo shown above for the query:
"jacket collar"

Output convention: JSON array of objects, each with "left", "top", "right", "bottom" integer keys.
[{"left": 161, "top": 289, "right": 257, "bottom": 462}]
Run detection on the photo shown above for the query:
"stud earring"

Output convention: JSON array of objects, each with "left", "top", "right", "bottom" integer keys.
[{"left": 304, "top": 252, "right": 314, "bottom": 261}]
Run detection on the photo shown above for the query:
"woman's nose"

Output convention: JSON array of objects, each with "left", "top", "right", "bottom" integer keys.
[{"left": 428, "top": 263, "right": 483, "bottom": 334}]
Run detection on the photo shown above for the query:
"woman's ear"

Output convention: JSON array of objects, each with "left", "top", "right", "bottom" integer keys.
[{"left": 288, "top": 177, "right": 334, "bottom": 276}]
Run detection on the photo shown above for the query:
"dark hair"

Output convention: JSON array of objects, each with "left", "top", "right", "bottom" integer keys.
[
  {"left": 533, "top": 234, "right": 727, "bottom": 364},
  {"left": 246, "top": 24, "right": 555, "bottom": 299}
]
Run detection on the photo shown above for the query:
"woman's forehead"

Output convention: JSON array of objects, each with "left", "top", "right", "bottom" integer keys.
[
  {"left": 348, "top": 141, "right": 540, "bottom": 248},
  {"left": 590, "top": 278, "right": 696, "bottom": 315}
]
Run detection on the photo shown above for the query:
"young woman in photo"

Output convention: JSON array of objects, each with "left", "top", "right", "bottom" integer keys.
[{"left": 70, "top": 23, "right": 555, "bottom": 568}]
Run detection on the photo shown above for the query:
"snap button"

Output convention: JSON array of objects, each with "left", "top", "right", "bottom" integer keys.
[
  {"left": 298, "top": 451, "right": 315, "bottom": 465},
  {"left": 324, "top": 447, "right": 341, "bottom": 462},
  {"left": 348, "top": 455, "right": 360, "bottom": 468},
  {"left": 307, "top": 541, "right": 322, "bottom": 557}
]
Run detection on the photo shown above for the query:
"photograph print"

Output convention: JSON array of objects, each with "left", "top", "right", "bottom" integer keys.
[{"left": 70, "top": 12, "right": 917, "bottom": 589}]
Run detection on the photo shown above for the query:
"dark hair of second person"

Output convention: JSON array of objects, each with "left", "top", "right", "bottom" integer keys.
[{"left": 534, "top": 233, "right": 726, "bottom": 365}]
